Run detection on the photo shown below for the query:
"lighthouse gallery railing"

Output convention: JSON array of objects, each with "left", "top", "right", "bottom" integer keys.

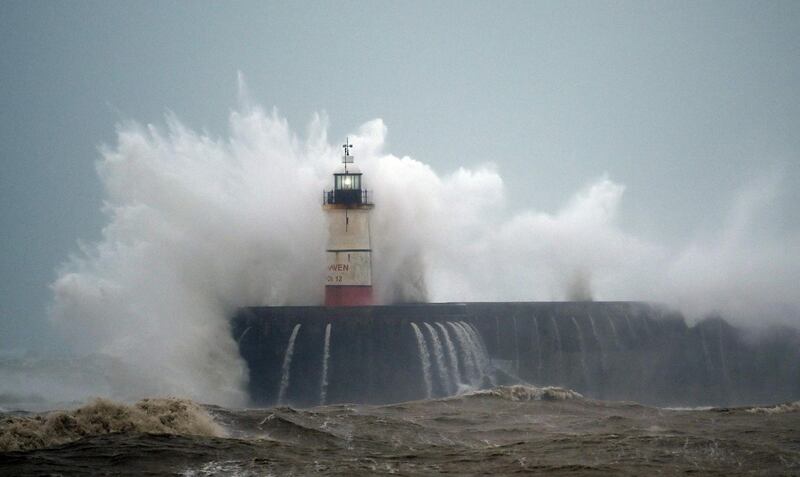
[{"left": 323, "top": 189, "right": 372, "bottom": 206}]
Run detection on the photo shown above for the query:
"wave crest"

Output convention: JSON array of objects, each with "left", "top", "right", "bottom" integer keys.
[
  {"left": 462, "top": 384, "right": 583, "bottom": 402},
  {"left": 0, "top": 397, "right": 224, "bottom": 452},
  {"left": 746, "top": 401, "right": 800, "bottom": 414}
]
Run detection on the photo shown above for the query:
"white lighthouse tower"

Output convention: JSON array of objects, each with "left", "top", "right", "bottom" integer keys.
[{"left": 322, "top": 139, "right": 374, "bottom": 306}]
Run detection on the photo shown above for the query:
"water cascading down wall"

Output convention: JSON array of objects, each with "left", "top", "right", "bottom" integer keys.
[{"left": 231, "top": 302, "right": 800, "bottom": 408}]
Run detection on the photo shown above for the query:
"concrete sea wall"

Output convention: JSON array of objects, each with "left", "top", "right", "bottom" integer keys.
[{"left": 231, "top": 302, "right": 800, "bottom": 407}]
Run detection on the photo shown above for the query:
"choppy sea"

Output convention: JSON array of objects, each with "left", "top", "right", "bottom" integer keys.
[{"left": 2, "top": 385, "right": 799, "bottom": 476}]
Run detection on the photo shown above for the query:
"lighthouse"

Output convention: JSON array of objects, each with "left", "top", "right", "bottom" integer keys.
[{"left": 323, "top": 139, "right": 374, "bottom": 306}]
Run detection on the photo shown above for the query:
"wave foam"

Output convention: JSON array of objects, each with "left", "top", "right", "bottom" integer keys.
[
  {"left": 463, "top": 384, "right": 583, "bottom": 402},
  {"left": 0, "top": 397, "right": 224, "bottom": 452},
  {"left": 746, "top": 401, "right": 800, "bottom": 414}
]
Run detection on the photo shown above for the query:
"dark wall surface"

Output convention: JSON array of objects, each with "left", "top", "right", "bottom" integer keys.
[{"left": 231, "top": 302, "right": 800, "bottom": 408}]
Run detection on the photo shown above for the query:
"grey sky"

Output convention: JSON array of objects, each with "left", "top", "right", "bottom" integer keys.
[{"left": 2, "top": 1, "right": 799, "bottom": 351}]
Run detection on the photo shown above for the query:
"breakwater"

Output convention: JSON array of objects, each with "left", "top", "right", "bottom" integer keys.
[{"left": 231, "top": 302, "right": 800, "bottom": 407}]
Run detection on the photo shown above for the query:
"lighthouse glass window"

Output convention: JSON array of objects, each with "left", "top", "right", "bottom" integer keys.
[{"left": 336, "top": 174, "right": 360, "bottom": 190}]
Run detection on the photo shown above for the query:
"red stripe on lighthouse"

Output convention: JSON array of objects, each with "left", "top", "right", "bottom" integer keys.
[{"left": 325, "top": 286, "right": 373, "bottom": 306}]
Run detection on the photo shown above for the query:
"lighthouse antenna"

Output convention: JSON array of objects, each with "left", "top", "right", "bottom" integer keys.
[
  {"left": 342, "top": 137, "right": 354, "bottom": 172},
  {"left": 343, "top": 138, "right": 353, "bottom": 158}
]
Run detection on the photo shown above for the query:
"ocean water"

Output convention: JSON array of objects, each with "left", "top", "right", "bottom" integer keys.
[{"left": 2, "top": 385, "right": 799, "bottom": 476}]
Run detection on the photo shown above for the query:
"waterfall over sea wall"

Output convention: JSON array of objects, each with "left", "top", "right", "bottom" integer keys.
[{"left": 232, "top": 302, "right": 800, "bottom": 407}]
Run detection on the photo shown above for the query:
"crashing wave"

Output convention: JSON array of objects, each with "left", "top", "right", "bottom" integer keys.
[
  {"left": 746, "top": 401, "right": 800, "bottom": 414},
  {"left": 256, "top": 412, "right": 344, "bottom": 447},
  {"left": 0, "top": 397, "right": 224, "bottom": 452},
  {"left": 462, "top": 384, "right": 583, "bottom": 402}
]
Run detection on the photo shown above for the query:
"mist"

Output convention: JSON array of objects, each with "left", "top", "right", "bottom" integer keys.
[{"left": 48, "top": 87, "right": 799, "bottom": 406}]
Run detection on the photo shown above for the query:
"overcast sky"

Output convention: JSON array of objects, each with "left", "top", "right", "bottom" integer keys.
[{"left": 2, "top": 1, "right": 799, "bottom": 351}]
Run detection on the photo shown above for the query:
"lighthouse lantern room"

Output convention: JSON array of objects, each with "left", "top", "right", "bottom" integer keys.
[{"left": 322, "top": 139, "right": 374, "bottom": 306}]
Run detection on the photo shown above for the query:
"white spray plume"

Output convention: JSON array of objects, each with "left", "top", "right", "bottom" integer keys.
[
  {"left": 659, "top": 172, "right": 800, "bottom": 323},
  {"left": 50, "top": 86, "right": 799, "bottom": 405}
]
